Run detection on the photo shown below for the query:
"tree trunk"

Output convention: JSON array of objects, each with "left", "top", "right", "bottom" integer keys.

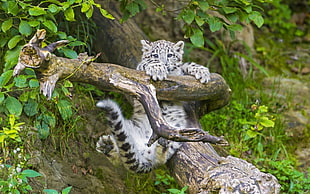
[{"left": 92, "top": 3, "right": 281, "bottom": 193}]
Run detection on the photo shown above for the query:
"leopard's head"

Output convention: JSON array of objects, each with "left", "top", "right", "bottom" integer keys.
[{"left": 140, "top": 40, "right": 184, "bottom": 70}]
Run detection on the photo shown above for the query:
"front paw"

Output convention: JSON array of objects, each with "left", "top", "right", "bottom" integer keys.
[
  {"left": 194, "top": 67, "right": 211, "bottom": 83},
  {"left": 144, "top": 63, "right": 168, "bottom": 81}
]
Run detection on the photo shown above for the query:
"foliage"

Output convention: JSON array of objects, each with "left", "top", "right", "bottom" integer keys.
[
  {"left": 125, "top": 168, "right": 188, "bottom": 194},
  {"left": 118, "top": 0, "right": 265, "bottom": 47},
  {"left": 260, "top": 160, "right": 310, "bottom": 193},
  {"left": 261, "top": 0, "right": 304, "bottom": 38},
  {"left": 43, "top": 186, "right": 72, "bottom": 194},
  {"left": 201, "top": 101, "right": 277, "bottom": 157},
  {"left": 154, "top": 169, "right": 188, "bottom": 194},
  {"left": 198, "top": 18, "right": 309, "bottom": 191},
  {"left": 0, "top": 0, "right": 114, "bottom": 70},
  {"left": 0, "top": 0, "right": 112, "bottom": 193},
  {"left": 0, "top": 165, "right": 42, "bottom": 194},
  {"left": 0, "top": 145, "right": 42, "bottom": 194}
]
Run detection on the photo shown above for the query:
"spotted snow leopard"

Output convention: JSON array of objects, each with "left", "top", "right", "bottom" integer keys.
[{"left": 96, "top": 40, "right": 211, "bottom": 173}]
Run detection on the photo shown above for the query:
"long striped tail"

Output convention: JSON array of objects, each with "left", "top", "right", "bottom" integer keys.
[{"left": 96, "top": 99, "right": 154, "bottom": 173}]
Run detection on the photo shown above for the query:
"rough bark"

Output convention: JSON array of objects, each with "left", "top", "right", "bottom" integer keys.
[{"left": 14, "top": 28, "right": 280, "bottom": 194}]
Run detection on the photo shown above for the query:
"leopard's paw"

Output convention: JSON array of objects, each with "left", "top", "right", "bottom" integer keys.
[
  {"left": 184, "top": 62, "right": 211, "bottom": 83},
  {"left": 144, "top": 62, "right": 168, "bottom": 81},
  {"left": 194, "top": 67, "right": 211, "bottom": 83},
  {"left": 96, "top": 135, "right": 118, "bottom": 157}
]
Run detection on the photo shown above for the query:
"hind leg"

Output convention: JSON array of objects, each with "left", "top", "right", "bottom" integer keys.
[{"left": 96, "top": 135, "right": 119, "bottom": 159}]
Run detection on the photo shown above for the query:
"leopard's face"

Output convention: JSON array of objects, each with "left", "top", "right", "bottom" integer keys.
[{"left": 140, "top": 40, "right": 184, "bottom": 70}]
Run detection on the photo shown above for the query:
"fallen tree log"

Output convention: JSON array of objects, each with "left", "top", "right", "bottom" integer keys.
[
  {"left": 14, "top": 29, "right": 228, "bottom": 145},
  {"left": 14, "top": 29, "right": 280, "bottom": 194}
]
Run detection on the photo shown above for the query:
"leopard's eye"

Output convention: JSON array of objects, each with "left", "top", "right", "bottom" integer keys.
[
  {"left": 167, "top": 54, "right": 173, "bottom": 58},
  {"left": 152, "top": 54, "right": 159, "bottom": 58}
]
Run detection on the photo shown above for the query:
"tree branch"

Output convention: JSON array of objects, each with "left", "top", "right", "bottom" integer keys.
[{"left": 13, "top": 29, "right": 229, "bottom": 145}]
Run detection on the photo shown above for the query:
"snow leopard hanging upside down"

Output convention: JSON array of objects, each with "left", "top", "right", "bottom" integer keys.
[{"left": 96, "top": 40, "right": 211, "bottom": 173}]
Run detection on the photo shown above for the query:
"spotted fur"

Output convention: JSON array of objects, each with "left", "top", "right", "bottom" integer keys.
[{"left": 96, "top": 40, "right": 211, "bottom": 173}]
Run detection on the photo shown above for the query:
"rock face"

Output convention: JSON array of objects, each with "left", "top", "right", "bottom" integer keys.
[
  {"left": 263, "top": 77, "right": 310, "bottom": 172},
  {"left": 27, "top": 110, "right": 134, "bottom": 193}
]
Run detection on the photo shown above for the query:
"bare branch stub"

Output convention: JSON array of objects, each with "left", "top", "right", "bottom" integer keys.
[{"left": 13, "top": 29, "right": 69, "bottom": 77}]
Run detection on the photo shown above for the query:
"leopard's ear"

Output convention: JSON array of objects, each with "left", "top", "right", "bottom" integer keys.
[
  {"left": 174, "top": 41, "right": 184, "bottom": 53},
  {"left": 141, "top": 40, "right": 152, "bottom": 52}
]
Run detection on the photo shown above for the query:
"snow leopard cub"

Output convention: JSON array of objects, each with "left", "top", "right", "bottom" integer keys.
[{"left": 96, "top": 40, "right": 211, "bottom": 173}]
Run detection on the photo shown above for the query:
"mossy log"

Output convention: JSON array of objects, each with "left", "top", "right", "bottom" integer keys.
[{"left": 14, "top": 28, "right": 280, "bottom": 193}]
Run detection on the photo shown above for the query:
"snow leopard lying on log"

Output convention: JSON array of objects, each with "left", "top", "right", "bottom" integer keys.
[{"left": 96, "top": 40, "right": 211, "bottom": 173}]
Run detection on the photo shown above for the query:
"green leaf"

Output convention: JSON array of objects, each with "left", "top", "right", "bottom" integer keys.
[
  {"left": 222, "top": 7, "right": 237, "bottom": 14},
  {"left": 135, "top": 0, "right": 147, "bottom": 8},
  {"left": 249, "top": 11, "right": 264, "bottom": 28},
  {"left": 190, "top": 28, "right": 204, "bottom": 48},
  {"left": 29, "top": 7, "right": 47, "bottom": 16},
  {"left": 21, "top": 169, "right": 42, "bottom": 178},
  {"left": 62, "top": 48, "right": 78, "bottom": 59},
  {"left": 43, "top": 20, "right": 58, "bottom": 33},
  {"left": 195, "top": 16, "right": 205, "bottom": 26},
  {"left": 19, "top": 20, "right": 32, "bottom": 36},
  {"left": 126, "top": 2, "right": 140, "bottom": 16},
  {"left": 208, "top": 17, "right": 223, "bottom": 32},
  {"left": 2, "top": 18, "right": 13, "bottom": 33},
  {"left": 198, "top": 1, "right": 209, "bottom": 11},
  {"left": 18, "top": 1, "right": 30, "bottom": 9},
  {"left": 0, "top": 38, "right": 8, "bottom": 47},
  {"left": 57, "top": 31, "right": 67, "bottom": 39},
  {"left": 0, "top": 135, "right": 6, "bottom": 143},
  {"left": 246, "top": 130, "right": 258, "bottom": 138},
  {"left": 0, "top": 70, "right": 13, "bottom": 88},
  {"left": 86, "top": 7, "right": 94, "bottom": 18},
  {"left": 36, "top": 121, "right": 50, "bottom": 139},
  {"left": 48, "top": 4, "right": 59, "bottom": 13},
  {"left": 183, "top": 9, "right": 195, "bottom": 24},
  {"left": 81, "top": 2, "right": 91, "bottom": 13},
  {"left": 99, "top": 7, "right": 114, "bottom": 19},
  {"left": 43, "top": 189, "right": 58, "bottom": 194},
  {"left": 7, "top": 1, "right": 19, "bottom": 16},
  {"left": 43, "top": 113, "right": 56, "bottom": 128},
  {"left": 8, "top": 35, "right": 22, "bottom": 49},
  {"left": 57, "top": 100, "right": 73, "bottom": 120},
  {"left": 4, "top": 46, "right": 21, "bottom": 71},
  {"left": 0, "top": 92, "right": 5, "bottom": 104},
  {"left": 19, "top": 91, "right": 29, "bottom": 102},
  {"left": 29, "top": 79, "right": 39, "bottom": 88},
  {"left": 260, "top": 119, "right": 274, "bottom": 128},
  {"left": 64, "top": 7, "right": 75, "bottom": 21},
  {"left": 63, "top": 80, "right": 73, "bottom": 87},
  {"left": 167, "top": 188, "right": 181, "bottom": 193},
  {"left": 25, "top": 68, "right": 36, "bottom": 76},
  {"left": 226, "top": 13, "right": 239, "bottom": 23},
  {"left": 68, "top": 41, "right": 85, "bottom": 47},
  {"left": 27, "top": 20, "right": 40, "bottom": 27},
  {"left": 5, "top": 96, "right": 23, "bottom": 116},
  {"left": 24, "top": 99, "right": 38, "bottom": 116},
  {"left": 62, "top": 186, "right": 72, "bottom": 194},
  {"left": 226, "top": 24, "right": 243, "bottom": 32},
  {"left": 14, "top": 75, "right": 28, "bottom": 88},
  {"left": 244, "top": 6, "right": 252, "bottom": 13}
]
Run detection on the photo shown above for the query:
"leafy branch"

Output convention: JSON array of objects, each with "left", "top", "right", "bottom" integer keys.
[{"left": 117, "top": 0, "right": 266, "bottom": 47}]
